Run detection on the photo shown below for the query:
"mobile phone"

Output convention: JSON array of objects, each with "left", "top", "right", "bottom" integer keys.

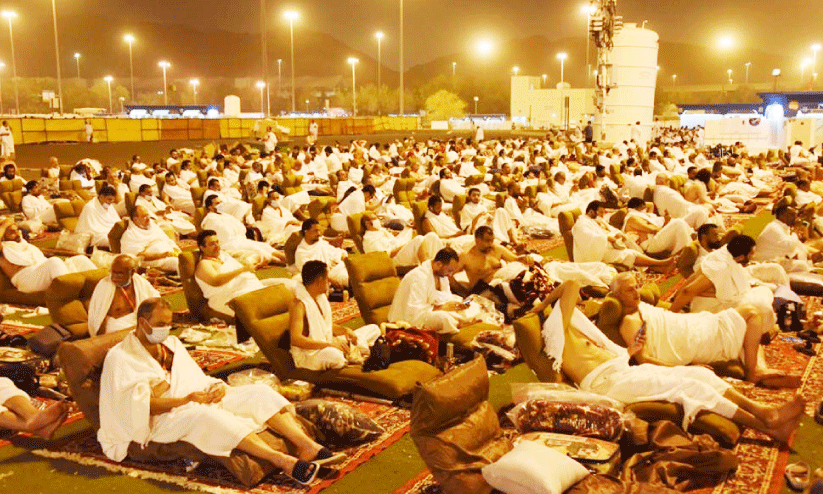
[
  {"left": 635, "top": 325, "right": 646, "bottom": 344},
  {"left": 462, "top": 296, "right": 472, "bottom": 305}
]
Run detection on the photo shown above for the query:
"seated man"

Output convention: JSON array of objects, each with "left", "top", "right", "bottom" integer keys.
[
  {"left": 194, "top": 230, "right": 283, "bottom": 317},
  {"left": 0, "top": 377, "right": 68, "bottom": 439},
  {"left": 458, "top": 226, "right": 534, "bottom": 295},
  {"left": 572, "top": 201, "right": 673, "bottom": 272},
  {"left": 294, "top": 219, "right": 348, "bottom": 289},
  {"left": 161, "top": 172, "right": 195, "bottom": 215},
  {"left": 754, "top": 204, "right": 823, "bottom": 273},
  {"left": 134, "top": 184, "right": 196, "bottom": 237},
  {"left": 361, "top": 212, "right": 442, "bottom": 268},
  {"left": 0, "top": 218, "right": 96, "bottom": 293},
  {"left": 622, "top": 197, "right": 692, "bottom": 256},
  {"left": 615, "top": 272, "right": 796, "bottom": 388},
  {"left": 21, "top": 180, "right": 59, "bottom": 230},
  {"left": 98, "top": 298, "right": 343, "bottom": 485},
  {"left": 653, "top": 174, "right": 710, "bottom": 229},
  {"left": 201, "top": 195, "right": 284, "bottom": 265},
  {"left": 88, "top": 254, "right": 160, "bottom": 337},
  {"left": 459, "top": 187, "right": 519, "bottom": 246},
  {"left": 203, "top": 177, "right": 252, "bottom": 222},
  {"left": 422, "top": 195, "right": 475, "bottom": 252},
  {"left": 694, "top": 223, "right": 723, "bottom": 271},
  {"left": 259, "top": 189, "right": 302, "bottom": 245},
  {"left": 120, "top": 205, "right": 181, "bottom": 274},
  {"left": 289, "top": 261, "right": 381, "bottom": 371},
  {"left": 388, "top": 247, "right": 471, "bottom": 335},
  {"left": 330, "top": 184, "right": 378, "bottom": 233},
  {"left": 76, "top": 184, "right": 120, "bottom": 248},
  {"left": 541, "top": 277, "right": 805, "bottom": 444}
]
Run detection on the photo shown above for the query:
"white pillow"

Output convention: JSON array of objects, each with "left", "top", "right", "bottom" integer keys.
[{"left": 481, "top": 440, "right": 590, "bottom": 494}]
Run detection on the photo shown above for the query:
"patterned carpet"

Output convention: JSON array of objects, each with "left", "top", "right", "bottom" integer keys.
[{"left": 33, "top": 395, "right": 412, "bottom": 494}]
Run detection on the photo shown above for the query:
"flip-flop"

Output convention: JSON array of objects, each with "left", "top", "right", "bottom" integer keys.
[
  {"left": 313, "top": 447, "right": 347, "bottom": 467},
  {"left": 785, "top": 462, "right": 810, "bottom": 492},
  {"left": 289, "top": 460, "right": 318, "bottom": 485},
  {"left": 794, "top": 343, "right": 816, "bottom": 357},
  {"left": 798, "top": 330, "right": 821, "bottom": 343}
]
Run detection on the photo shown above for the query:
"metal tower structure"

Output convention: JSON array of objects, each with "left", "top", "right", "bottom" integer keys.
[{"left": 588, "top": 0, "right": 623, "bottom": 140}]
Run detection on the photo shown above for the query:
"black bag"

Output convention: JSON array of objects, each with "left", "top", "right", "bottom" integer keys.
[
  {"left": 245, "top": 226, "right": 264, "bottom": 241},
  {"left": 362, "top": 336, "right": 392, "bottom": 372},
  {"left": 0, "top": 362, "right": 39, "bottom": 395},
  {"left": 27, "top": 324, "right": 73, "bottom": 357},
  {"left": 775, "top": 299, "right": 805, "bottom": 333}
]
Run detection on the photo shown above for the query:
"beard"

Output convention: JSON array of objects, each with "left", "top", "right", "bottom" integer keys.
[{"left": 708, "top": 241, "right": 723, "bottom": 250}]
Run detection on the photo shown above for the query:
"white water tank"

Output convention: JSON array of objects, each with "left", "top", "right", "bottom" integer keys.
[
  {"left": 224, "top": 95, "right": 241, "bottom": 117},
  {"left": 598, "top": 23, "right": 658, "bottom": 144}
]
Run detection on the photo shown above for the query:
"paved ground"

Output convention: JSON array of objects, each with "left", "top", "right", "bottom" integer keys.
[{"left": 12, "top": 129, "right": 537, "bottom": 180}]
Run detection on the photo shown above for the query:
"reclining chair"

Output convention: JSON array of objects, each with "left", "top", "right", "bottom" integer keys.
[
  {"left": 53, "top": 199, "right": 87, "bottom": 232},
  {"left": 230, "top": 283, "right": 441, "bottom": 401},
  {"left": 178, "top": 251, "right": 233, "bottom": 324},
  {"left": 45, "top": 268, "right": 110, "bottom": 337}
]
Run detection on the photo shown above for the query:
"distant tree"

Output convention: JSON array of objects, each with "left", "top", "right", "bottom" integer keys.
[{"left": 424, "top": 89, "right": 466, "bottom": 121}]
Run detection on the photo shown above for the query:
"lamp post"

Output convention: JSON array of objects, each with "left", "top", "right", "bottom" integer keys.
[
  {"left": 542, "top": 74, "right": 547, "bottom": 87},
  {"left": 672, "top": 74, "right": 677, "bottom": 87},
  {"left": 305, "top": 99, "right": 309, "bottom": 113},
  {"left": 772, "top": 69, "right": 781, "bottom": 91},
  {"left": 744, "top": 62, "right": 751, "bottom": 85},
  {"left": 277, "top": 58, "right": 282, "bottom": 113},
  {"left": 158, "top": 61, "right": 170, "bottom": 105},
  {"left": 256, "top": 81, "right": 266, "bottom": 116},
  {"left": 348, "top": 57, "right": 359, "bottom": 117},
  {"left": 189, "top": 78, "right": 199, "bottom": 105},
  {"left": 727, "top": 69, "right": 733, "bottom": 85},
  {"left": 74, "top": 53, "right": 81, "bottom": 79},
  {"left": 50, "top": 0, "right": 64, "bottom": 113},
  {"left": 375, "top": 31, "right": 384, "bottom": 115},
  {"left": 557, "top": 52, "right": 568, "bottom": 85},
  {"left": 2, "top": 11, "right": 18, "bottom": 114},
  {"left": 812, "top": 44, "right": 822, "bottom": 89},
  {"left": 284, "top": 10, "right": 298, "bottom": 113},
  {"left": 581, "top": 4, "right": 596, "bottom": 86},
  {"left": 104, "top": 76, "right": 113, "bottom": 113},
  {"left": 399, "top": 0, "right": 404, "bottom": 115},
  {"left": 512, "top": 66, "right": 520, "bottom": 76},
  {"left": 802, "top": 59, "right": 811, "bottom": 87},
  {"left": 260, "top": 0, "right": 269, "bottom": 117},
  {"left": 124, "top": 34, "right": 135, "bottom": 101},
  {"left": 473, "top": 96, "right": 478, "bottom": 114}
]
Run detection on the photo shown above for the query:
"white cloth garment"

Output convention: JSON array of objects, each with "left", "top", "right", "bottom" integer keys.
[
  {"left": 623, "top": 210, "right": 692, "bottom": 254},
  {"left": 571, "top": 215, "right": 637, "bottom": 266},
  {"left": 290, "top": 283, "right": 380, "bottom": 370},
  {"left": 258, "top": 204, "right": 301, "bottom": 245},
  {"left": 653, "top": 186, "right": 710, "bottom": 229},
  {"left": 0, "top": 125, "right": 14, "bottom": 158},
  {"left": 388, "top": 260, "right": 464, "bottom": 334},
  {"left": 363, "top": 229, "right": 443, "bottom": 267},
  {"left": 88, "top": 275, "right": 160, "bottom": 337},
  {"left": 2, "top": 239, "right": 95, "bottom": 293},
  {"left": 754, "top": 220, "right": 811, "bottom": 273},
  {"left": 201, "top": 212, "right": 276, "bottom": 263},
  {"left": 0, "top": 376, "right": 28, "bottom": 414},
  {"left": 195, "top": 252, "right": 287, "bottom": 316},
  {"left": 162, "top": 184, "right": 196, "bottom": 215},
  {"left": 76, "top": 198, "right": 122, "bottom": 248},
  {"left": 98, "top": 333, "right": 290, "bottom": 462},
  {"left": 294, "top": 239, "right": 349, "bottom": 287},
  {"left": 21, "top": 194, "right": 57, "bottom": 224},
  {"left": 423, "top": 210, "right": 475, "bottom": 252},
  {"left": 120, "top": 221, "right": 180, "bottom": 274},
  {"left": 135, "top": 195, "right": 195, "bottom": 236}
]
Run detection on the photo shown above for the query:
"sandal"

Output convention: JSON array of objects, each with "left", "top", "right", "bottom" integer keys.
[
  {"left": 785, "top": 462, "right": 810, "bottom": 492},
  {"left": 794, "top": 342, "right": 816, "bottom": 357},
  {"left": 798, "top": 330, "right": 821, "bottom": 343},
  {"left": 313, "top": 447, "right": 346, "bottom": 467},
  {"left": 289, "top": 460, "right": 318, "bottom": 485}
]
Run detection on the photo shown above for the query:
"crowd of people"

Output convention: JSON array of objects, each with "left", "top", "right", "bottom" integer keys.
[{"left": 1, "top": 128, "right": 823, "bottom": 486}]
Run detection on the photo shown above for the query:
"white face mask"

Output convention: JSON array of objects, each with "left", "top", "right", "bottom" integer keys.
[
  {"left": 215, "top": 203, "right": 225, "bottom": 213},
  {"left": 102, "top": 202, "right": 111, "bottom": 210},
  {"left": 145, "top": 324, "right": 171, "bottom": 344}
]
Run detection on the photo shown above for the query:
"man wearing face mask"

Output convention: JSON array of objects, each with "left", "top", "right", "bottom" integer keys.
[
  {"left": 76, "top": 185, "right": 121, "bottom": 248},
  {"left": 0, "top": 217, "right": 96, "bottom": 293},
  {"left": 98, "top": 298, "right": 342, "bottom": 485},
  {"left": 87, "top": 254, "right": 160, "bottom": 337},
  {"left": 120, "top": 206, "right": 181, "bottom": 274},
  {"left": 200, "top": 194, "right": 284, "bottom": 265},
  {"left": 258, "top": 189, "right": 301, "bottom": 246}
]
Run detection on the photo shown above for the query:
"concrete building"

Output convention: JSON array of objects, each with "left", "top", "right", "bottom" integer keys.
[{"left": 510, "top": 76, "right": 595, "bottom": 130}]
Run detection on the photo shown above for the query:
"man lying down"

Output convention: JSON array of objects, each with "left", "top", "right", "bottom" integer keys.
[{"left": 537, "top": 277, "right": 804, "bottom": 444}]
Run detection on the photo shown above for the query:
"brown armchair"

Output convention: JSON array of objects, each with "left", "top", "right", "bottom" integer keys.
[
  {"left": 53, "top": 199, "right": 87, "bottom": 232},
  {"left": 46, "top": 268, "right": 109, "bottom": 337},
  {"left": 107, "top": 219, "right": 129, "bottom": 254},
  {"left": 57, "top": 330, "right": 296, "bottom": 487},
  {"left": 558, "top": 208, "right": 581, "bottom": 260},
  {"left": 230, "top": 283, "right": 441, "bottom": 401}
]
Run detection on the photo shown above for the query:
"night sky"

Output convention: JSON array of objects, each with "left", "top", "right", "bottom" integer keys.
[{"left": 4, "top": 0, "right": 822, "bottom": 70}]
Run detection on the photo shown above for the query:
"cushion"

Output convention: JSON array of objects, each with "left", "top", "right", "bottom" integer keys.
[
  {"left": 412, "top": 356, "right": 488, "bottom": 433},
  {"left": 294, "top": 399, "right": 384, "bottom": 447},
  {"left": 626, "top": 402, "right": 740, "bottom": 448},
  {"left": 481, "top": 440, "right": 590, "bottom": 494}
]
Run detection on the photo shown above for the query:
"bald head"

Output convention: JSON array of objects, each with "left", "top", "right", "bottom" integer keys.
[{"left": 655, "top": 174, "right": 669, "bottom": 186}]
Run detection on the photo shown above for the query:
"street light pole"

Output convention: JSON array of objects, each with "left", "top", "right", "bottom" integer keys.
[
  {"left": 277, "top": 59, "right": 282, "bottom": 113},
  {"left": 557, "top": 52, "right": 568, "bottom": 85},
  {"left": 104, "top": 76, "right": 113, "bottom": 113},
  {"left": 285, "top": 11, "right": 298, "bottom": 114},
  {"left": 399, "top": 0, "right": 404, "bottom": 115},
  {"left": 473, "top": 96, "right": 478, "bottom": 114},
  {"left": 50, "top": 0, "right": 63, "bottom": 114},
  {"left": 260, "top": 0, "right": 269, "bottom": 117},
  {"left": 744, "top": 62, "right": 751, "bottom": 85},
  {"left": 190, "top": 79, "right": 199, "bottom": 105},
  {"left": 158, "top": 61, "right": 170, "bottom": 105},
  {"left": 452, "top": 61, "right": 456, "bottom": 88},
  {"left": 256, "top": 81, "right": 266, "bottom": 115},
  {"left": 74, "top": 53, "right": 80, "bottom": 79},
  {"left": 376, "top": 31, "right": 383, "bottom": 116},
  {"left": 0, "top": 62, "right": 5, "bottom": 115},
  {"left": 124, "top": 34, "right": 135, "bottom": 102},
  {"left": 812, "top": 44, "right": 822, "bottom": 89},
  {"left": 2, "top": 12, "right": 18, "bottom": 114},
  {"left": 348, "top": 58, "right": 359, "bottom": 117}
]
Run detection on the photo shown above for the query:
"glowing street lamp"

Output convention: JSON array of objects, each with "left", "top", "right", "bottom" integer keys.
[
  {"left": 727, "top": 69, "right": 733, "bottom": 84},
  {"left": 2, "top": 11, "right": 18, "bottom": 114},
  {"left": 672, "top": 74, "right": 677, "bottom": 87},
  {"left": 581, "top": 3, "right": 597, "bottom": 85},
  {"left": 542, "top": 74, "right": 548, "bottom": 86},
  {"left": 348, "top": 57, "right": 359, "bottom": 117},
  {"left": 512, "top": 66, "right": 520, "bottom": 76},
  {"left": 284, "top": 10, "right": 299, "bottom": 113},
  {"left": 124, "top": 34, "right": 136, "bottom": 101},
  {"left": 158, "top": 61, "right": 170, "bottom": 105},
  {"left": 189, "top": 78, "right": 199, "bottom": 105},
  {"left": 256, "top": 80, "right": 266, "bottom": 115},
  {"left": 476, "top": 38, "right": 494, "bottom": 58},
  {"left": 473, "top": 96, "right": 479, "bottom": 114},
  {"left": 717, "top": 35, "right": 735, "bottom": 51},
  {"left": 772, "top": 68, "right": 781, "bottom": 91},
  {"left": 557, "top": 52, "right": 568, "bottom": 85},
  {"left": 104, "top": 76, "right": 113, "bottom": 113},
  {"left": 812, "top": 44, "right": 822, "bottom": 88},
  {"left": 73, "top": 53, "right": 81, "bottom": 79},
  {"left": 375, "top": 31, "right": 384, "bottom": 115}
]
